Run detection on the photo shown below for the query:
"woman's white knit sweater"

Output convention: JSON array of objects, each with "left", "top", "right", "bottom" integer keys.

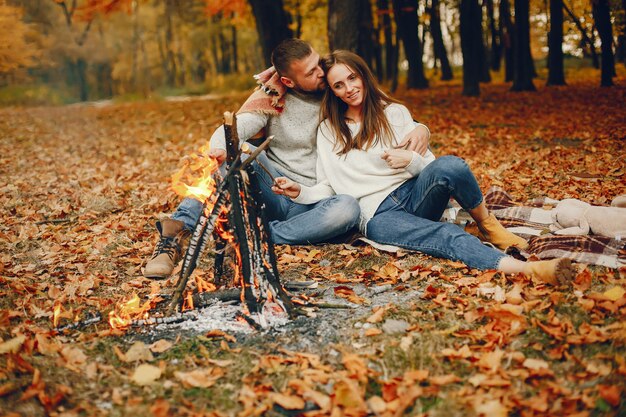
[{"left": 293, "top": 103, "right": 435, "bottom": 231}]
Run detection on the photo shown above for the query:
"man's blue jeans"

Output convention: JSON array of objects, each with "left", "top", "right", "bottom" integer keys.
[
  {"left": 171, "top": 152, "right": 360, "bottom": 245},
  {"left": 366, "top": 156, "right": 506, "bottom": 270}
]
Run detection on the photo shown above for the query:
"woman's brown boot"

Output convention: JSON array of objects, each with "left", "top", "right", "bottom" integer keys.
[
  {"left": 477, "top": 214, "right": 529, "bottom": 251},
  {"left": 524, "top": 258, "right": 575, "bottom": 285}
]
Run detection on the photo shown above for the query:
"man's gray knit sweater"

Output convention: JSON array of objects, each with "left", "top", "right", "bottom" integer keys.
[{"left": 209, "top": 91, "right": 322, "bottom": 187}]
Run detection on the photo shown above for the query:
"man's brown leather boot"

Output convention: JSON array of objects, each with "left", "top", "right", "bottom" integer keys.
[{"left": 143, "top": 219, "right": 190, "bottom": 279}]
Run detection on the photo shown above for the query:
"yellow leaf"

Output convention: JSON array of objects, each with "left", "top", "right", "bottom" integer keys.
[
  {"left": 0, "top": 335, "right": 25, "bottom": 354},
  {"left": 603, "top": 286, "right": 625, "bottom": 302},
  {"left": 131, "top": 364, "right": 161, "bottom": 386}
]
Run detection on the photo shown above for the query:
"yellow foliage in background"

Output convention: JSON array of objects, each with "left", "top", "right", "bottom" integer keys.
[{"left": 0, "top": 1, "right": 41, "bottom": 74}]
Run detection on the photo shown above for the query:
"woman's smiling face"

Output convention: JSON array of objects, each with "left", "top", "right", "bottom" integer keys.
[{"left": 326, "top": 63, "right": 365, "bottom": 111}]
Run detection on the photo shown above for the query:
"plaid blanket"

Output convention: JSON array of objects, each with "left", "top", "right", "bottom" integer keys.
[
  {"left": 483, "top": 187, "right": 624, "bottom": 269},
  {"left": 355, "top": 187, "right": 625, "bottom": 269}
]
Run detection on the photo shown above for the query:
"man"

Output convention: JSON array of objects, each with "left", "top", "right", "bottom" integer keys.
[{"left": 144, "top": 39, "right": 430, "bottom": 279}]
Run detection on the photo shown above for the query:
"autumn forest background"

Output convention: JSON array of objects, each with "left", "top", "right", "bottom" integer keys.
[
  {"left": 1, "top": 0, "right": 626, "bottom": 416},
  {"left": 1, "top": 0, "right": 625, "bottom": 103}
]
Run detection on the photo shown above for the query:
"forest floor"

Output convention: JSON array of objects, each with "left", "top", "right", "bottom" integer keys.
[{"left": 1, "top": 69, "right": 625, "bottom": 417}]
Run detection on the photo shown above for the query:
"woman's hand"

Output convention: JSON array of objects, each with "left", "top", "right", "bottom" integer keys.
[
  {"left": 395, "top": 124, "right": 430, "bottom": 156},
  {"left": 272, "top": 177, "right": 302, "bottom": 198},
  {"left": 382, "top": 149, "right": 413, "bottom": 169}
]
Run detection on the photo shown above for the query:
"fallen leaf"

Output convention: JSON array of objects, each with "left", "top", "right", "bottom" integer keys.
[
  {"left": 60, "top": 346, "right": 87, "bottom": 371},
  {"left": 366, "top": 395, "right": 386, "bottom": 414},
  {"left": 523, "top": 358, "right": 549, "bottom": 370},
  {"left": 149, "top": 339, "right": 173, "bottom": 353},
  {"left": 441, "top": 344, "right": 473, "bottom": 359},
  {"left": 364, "top": 328, "right": 382, "bottom": 337},
  {"left": 207, "top": 358, "right": 234, "bottom": 367},
  {"left": 205, "top": 330, "right": 236, "bottom": 343},
  {"left": 474, "top": 399, "right": 508, "bottom": 417},
  {"left": 333, "top": 378, "right": 367, "bottom": 411},
  {"left": 131, "top": 364, "right": 161, "bottom": 386},
  {"left": 150, "top": 398, "right": 170, "bottom": 417},
  {"left": 366, "top": 306, "right": 387, "bottom": 323},
  {"left": 269, "top": 392, "right": 305, "bottom": 410},
  {"left": 0, "top": 335, "right": 25, "bottom": 354},
  {"left": 603, "top": 286, "right": 625, "bottom": 302},
  {"left": 477, "top": 349, "right": 504, "bottom": 373},
  {"left": 174, "top": 368, "right": 223, "bottom": 388},
  {"left": 598, "top": 384, "right": 621, "bottom": 407},
  {"left": 429, "top": 374, "right": 461, "bottom": 385},
  {"left": 123, "top": 342, "right": 154, "bottom": 363}
]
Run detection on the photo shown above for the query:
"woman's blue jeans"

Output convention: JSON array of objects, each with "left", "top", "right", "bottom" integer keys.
[
  {"left": 365, "top": 156, "right": 506, "bottom": 270},
  {"left": 171, "top": 151, "right": 360, "bottom": 245}
]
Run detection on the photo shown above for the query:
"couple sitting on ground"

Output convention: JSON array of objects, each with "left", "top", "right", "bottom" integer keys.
[{"left": 144, "top": 38, "right": 576, "bottom": 285}]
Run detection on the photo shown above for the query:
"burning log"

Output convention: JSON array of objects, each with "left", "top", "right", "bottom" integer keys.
[
  {"left": 167, "top": 112, "right": 294, "bottom": 321},
  {"left": 166, "top": 137, "right": 272, "bottom": 314}
]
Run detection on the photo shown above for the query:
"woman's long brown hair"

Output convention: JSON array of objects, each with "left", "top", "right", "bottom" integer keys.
[{"left": 320, "top": 50, "right": 401, "bottom": 154}]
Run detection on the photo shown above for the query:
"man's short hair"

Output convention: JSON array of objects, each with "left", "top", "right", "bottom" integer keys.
[{"left": 271, "top": 39, "right": 313, "bottom": 78}]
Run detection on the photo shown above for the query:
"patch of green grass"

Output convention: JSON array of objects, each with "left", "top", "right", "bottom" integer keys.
[
  {"left": 0, "top": 84, "right": 75, "bottom": 106},
  {"left": 182, "top": 385, "right": 239, "bottom": 409}
]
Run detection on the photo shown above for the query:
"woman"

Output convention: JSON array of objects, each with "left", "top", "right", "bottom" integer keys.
[{"left": 273, "top": 50, "right": 574, "bottom": 284}]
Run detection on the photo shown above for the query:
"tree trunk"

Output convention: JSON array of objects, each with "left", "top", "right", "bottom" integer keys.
[
  {"left": 500, "top": 0, "right": 514, "bottom": 81},
  {"left": 485, "top": 0, "right": 501, "bottom": 71},
  {"left": 357, "top": 0, "right": 380, "bottom": 73},
  {"left": 378, "top": 0, "right": 395, "bottom": 81},
  {"left": 460, "top": 0, "right": 481, "bottom": 96},
  {"left": 547, "top": 0, "right": 566, "bottom": 85},
  {"left": 616, "top": 0, "right": 626, "bottom": 64},
  {"left": 164, "top": 2, "right": 177, "bottom": 87},
  {"left": 247, "top": 0, "right": 293, "bottom": 67},
  {"left": 430, "top": 0, "right": 453, "bottom": 80},
  {"left": 392, "top": 0, "right": 429, "bottom": 89},
  {"left": 328, "top": 0, "right": 359, "bottom": 51},
  {"left": 232, "top": 25, "right": 238, "bottom": 73},
  {"left": 479, "top": 18, "right": 491, "bottom": 82},
  {"left": 511, "top": 0, "right": 536, "bottom": 91},
  {"left": 592, "top": 0, "right": 615, "bottom": 86},
  {"left": 75, "top": 58, "right": 89, "bottom": 101}
]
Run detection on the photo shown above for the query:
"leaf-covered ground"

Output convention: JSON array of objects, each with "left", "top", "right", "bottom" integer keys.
[{"left": 1, "top": 70, "right": 625, "bottom": 417}]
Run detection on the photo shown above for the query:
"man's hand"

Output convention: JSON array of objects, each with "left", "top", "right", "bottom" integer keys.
[
  {"left": 382, "top": 149, "right": 413, "bottom": 169},
  {"left": 272, "top": 177, "right": 301, "bottom": 199},
  {"left": 395, "top": 124, "right": 430, "bottom": 156},
  {"left": 207, "top": 148, "right": 227, "bottom": 164}
]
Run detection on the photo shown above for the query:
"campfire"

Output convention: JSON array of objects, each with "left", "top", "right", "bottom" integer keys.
[{"left": 68, "top": 112, "right": 296, "bottom": 333}]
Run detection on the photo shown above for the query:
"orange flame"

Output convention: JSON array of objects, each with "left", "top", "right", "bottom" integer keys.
[
  {"left": 171, "top": 144, "right": 220, "bottom": 202},
  {"left": 108, "top": 293, "right": 151, "bottom": 329},
  {"left": 195, "top": 275, "right": 217, "bottom": 293}
]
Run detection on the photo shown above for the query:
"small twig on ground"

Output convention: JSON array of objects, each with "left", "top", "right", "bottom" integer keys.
[
  {"left": 55, "top": 313, "right": 102, "bottom": 332},
  {"left": 36, "top": 218, "right": 73, "bottom": 225}
]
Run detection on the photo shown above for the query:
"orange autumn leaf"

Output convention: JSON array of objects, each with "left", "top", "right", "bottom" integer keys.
[
  {"left": 269, "top": 392, "right": 306, "bottom": 410},
  {"left": 598, "top": 384, "right": 621, "bottom": 407}
]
